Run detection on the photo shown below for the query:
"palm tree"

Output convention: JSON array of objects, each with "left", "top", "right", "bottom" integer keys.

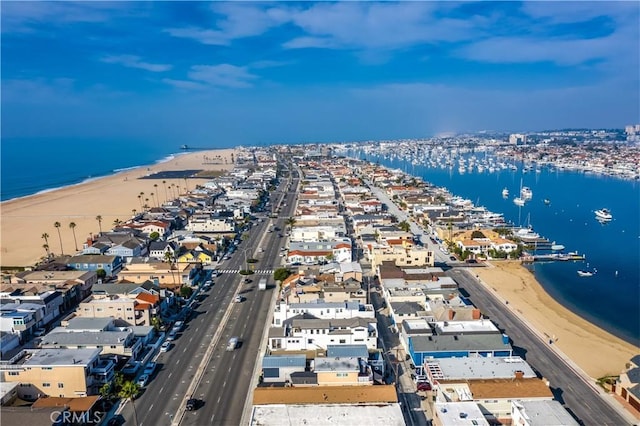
[
  {"left": 113, "top": 219, "right": 123, "bottom": 228},
  {"left": 69, "top": 222, "right": 78, "bottom": 251},
  {"left": 150, "top": 192, "right": 156, "bottom": 208},
  {"left": 132, "top": 209, "right": 137, "bottom": 217},
  {"left": 41, "top": 232, "right": 50, "bottom": 247},
  {"left": 118, "top": 380, "right": 140, "bottom": 426},
  {"left": 42, "top": 243, "right": 50, "bottom": 259},
  {"left": 162, "top": 180, "right": 168, "bottom": 202},
  {"left": 285, "top": 217, "right": 297, "bottom": 230},
  {"left": 54, "top": 222, "right": 64, "bottom": 255},
  {"left": 137, "top": 195, "right": 143, "bottom": 210},
  {"left": 183, "top": 177, "right": 189, "bottom": 192},
  {"left": 96, "top": 215, "right": 103, "bottom": 234},
  {"left": 153, "top": 184, "right": 159, "bottom": 205},
  {"left": 164, "top": 251, "right": 177, "bottom": 287}
]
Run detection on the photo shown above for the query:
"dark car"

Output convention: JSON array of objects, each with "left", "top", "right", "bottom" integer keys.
[
  {"left": 449, "top": 256, "right": 457, "bottom": 261},
  {"left": 186, "top": 398, "right": 199, "bottom": 411}
]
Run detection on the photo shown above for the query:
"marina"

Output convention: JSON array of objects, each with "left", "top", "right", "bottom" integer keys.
[{"left": 339, "top": 138, "right": 640, "bottom": 345}]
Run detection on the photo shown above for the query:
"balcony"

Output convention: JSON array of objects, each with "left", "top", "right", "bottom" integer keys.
[{"left": 91, "top": 359, "right": 115, "bottom": 384}]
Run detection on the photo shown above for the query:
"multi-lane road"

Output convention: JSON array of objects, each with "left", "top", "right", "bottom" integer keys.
[{"left": 119, "top": 166, "right": 299, "bottom": 426}]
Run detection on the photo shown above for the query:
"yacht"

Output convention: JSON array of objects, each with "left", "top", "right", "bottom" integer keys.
[
  {"left": 595, "top": 208, "right": 612, "bottom": 221},
  {"left": 577, "top": 270, "right": 594, "bottom": 277},
  {"left": 543, "top": 199, "right": 551, "bottom": 205},
  {"left": 521, "top": 186, "right": 533, "bottom": 199},
  {"left": 513, "top": 197, "right": 525, "bottom": 206},
  {"left": 502, "top": 188, "right": 509, "bottom": 197}
]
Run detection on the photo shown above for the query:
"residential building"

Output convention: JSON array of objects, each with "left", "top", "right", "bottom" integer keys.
[
  {"left": 66, "top": 254, "right": 124, "bottom": 278},
  {"left": 1, "top": 348, "right": 114, "bottom": 399}
]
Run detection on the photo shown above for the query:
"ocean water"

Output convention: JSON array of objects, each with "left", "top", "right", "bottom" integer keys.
[
  {"left": 0, "top": 138, "right": 182, "bottom": 202},
  {"left": 356, "top": 151, "right": 640, "bottom": 346}
]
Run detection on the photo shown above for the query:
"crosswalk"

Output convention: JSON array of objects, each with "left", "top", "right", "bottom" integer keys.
[{"left": 216, "top": 269, "right": 274, "bottom": 275}]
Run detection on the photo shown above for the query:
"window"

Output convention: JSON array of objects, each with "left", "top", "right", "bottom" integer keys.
[
  {"left": 42, "top": 383, "right": 51, "bottom": 387},
  {"left": 8, "top": 372, "right": 19, "bottom": 376},
  {"left": 126, "top": 308, "right": 132, "bottom": 311},
  {"left": 336, "top": 373, "right": 348, "bottom": 377},
  {"left": 339, "top": 339, "right": 346, "bottom": 344},
  {"left": 42, "top": 367, "right": 52, "bottom": 370},
  {"left": 110, "top": 345, "right": 117, "bottom": 349},
  {"left": 58, "top": 383, "right": 64, "bottom": 388}
]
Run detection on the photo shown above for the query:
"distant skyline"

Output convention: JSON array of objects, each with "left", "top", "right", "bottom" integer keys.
[{"left": 2, "top": 1, "right": 639, "bottom": 146}]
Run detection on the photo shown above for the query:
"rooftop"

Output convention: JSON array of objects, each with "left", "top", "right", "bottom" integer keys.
[
  {"left": 425, "top": 357, "right": 537, "bottom": 380},
  {"left": 512, "top": 400, "right": 580, "bottom": 426},
  {"left": 314, "top": 356, "right": 360, "bottom": 372},
  {"left": 434, "top": 401, "right": 489, "bottom": 425},
  {"left": 22, "top": 348, "right": 101, "bottom": 367},
  {"left": 251, "top": 403, "right": 404, "bottom": 426},
  {"left": 252, "top": 384, "right": 398, "bottom": 405},
  {"left": 41, "top": 331, "right": 131, "bottom": 346}
]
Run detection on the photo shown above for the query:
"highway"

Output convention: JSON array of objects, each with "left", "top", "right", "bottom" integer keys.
[
  {"left": 118, "top": 163, "right": 299, "bottom": 426},
  {"left": 450, "top": 268, "right": 630, "bottom": 426}
]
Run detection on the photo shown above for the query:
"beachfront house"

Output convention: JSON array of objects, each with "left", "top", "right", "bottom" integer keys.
[{"left": 66, "top": 254, "right": 124, "bottom": 278}]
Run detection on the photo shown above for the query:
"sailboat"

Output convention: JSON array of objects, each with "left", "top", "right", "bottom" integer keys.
[
  {"left": 513, "top": 177, "right": 526, "bottom": 205},
  {"left": 502, "top": 188, "right": 509, "bottom": 197}
]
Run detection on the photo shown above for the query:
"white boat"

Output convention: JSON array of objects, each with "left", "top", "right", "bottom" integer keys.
[
  {"left": 551, "top": 243, "right": 565, "bottom": 251},
  {"left": 577, "top": 270, "right": 594, "bottom": 277},
  {"left": 502, "top": 188, "right": 509, "bottom": 197},
  {"left": 521, "top": 186, "right": 533, "bottom": 199},
  {"left": 595, "top": 208, "right": 612, "bottom": 221},
  {"left": 513, "top": 197, "right": 525, "bottom": 206},
  {"left": 543, "top": 199, "right": 551, "bottom": 205}
]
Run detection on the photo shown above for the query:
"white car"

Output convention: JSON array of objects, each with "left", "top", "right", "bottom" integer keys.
[
  {"left": 160, "top": 341, "right": 172, "bottom": 352},
  {"left": 234, "top": 295, "right": 243, "bottom": 303},
  {"left": 137, "top": 374, "right": 149, "bottom": 387}
]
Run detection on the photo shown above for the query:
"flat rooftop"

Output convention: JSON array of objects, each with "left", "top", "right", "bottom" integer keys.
[
  {"left": 433, "top": 320, "right": 499, "bottom": 334},
  {"left": 22, "top": 348, "right": 101, "bottom": 367},
  {"left": 314, "top": 356, "right": 360, "bottom": 372},
  {"left": 434, "top": 401, "right": 489, "bottom": 425},
  {"left": 41, "top": 331, "right": 131, "bottom": 346},
  {"left": 513, "top": 400, "right": 580, "bottom": 426},
  {"left": 251, "top": 403, "right": 404, "bottom": 426},
  {"left": 425, "top": 357, "right": 537, "bottom": 380}
]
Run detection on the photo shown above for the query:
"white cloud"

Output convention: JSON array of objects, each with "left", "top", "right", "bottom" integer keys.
[
  {"left": 101, "top": 55, "right": 172, "bottom": 72},
  {"left": 161, "top": 78, "right": 208, "bottom": 91},
  {"left": 165, "top": 3, "right": 289, "bottom": 45},
  {"left": 188, "top": 64, "right": 257, "bottom": 88},
  {"left": 2, "top": 2, "right": 138, "bottom": 33}
]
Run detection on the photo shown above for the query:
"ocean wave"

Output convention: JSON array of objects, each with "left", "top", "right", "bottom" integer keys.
[{"left": 113, "top": 165, "right": 143, "bottom": 173}]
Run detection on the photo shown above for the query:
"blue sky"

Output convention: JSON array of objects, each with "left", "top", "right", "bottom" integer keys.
[{"left": 2, "top": 1, "right": 639, "bottom": 146}]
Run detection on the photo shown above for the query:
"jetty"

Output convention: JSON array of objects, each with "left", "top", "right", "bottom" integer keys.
[{"left": 527, "top": 252, "right": 586, "bottom": 262}]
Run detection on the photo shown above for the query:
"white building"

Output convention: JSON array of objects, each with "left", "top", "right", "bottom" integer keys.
[
  {"left": 268, "top": 317, "right": 378, "bottom": 352},
  {"left": 185, "top": 215, "right": 235, "bottom": 233},
  {"left": 272, "top": 300, "right": 375, "bottom": 326}
]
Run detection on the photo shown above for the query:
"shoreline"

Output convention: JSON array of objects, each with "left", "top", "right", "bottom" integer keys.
[
  {"left": 1, "top": 152, "right": 188, "bottom": 204},
  {"left": 0, "top": 148, "right": 236, "bottom": 267},
  {"left": 474, "top": 260, "right": 638, "bottom": 379}
]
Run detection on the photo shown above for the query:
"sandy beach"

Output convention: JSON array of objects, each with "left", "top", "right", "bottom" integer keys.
[
  {"left": 0, "top": 149, "right": 236, "bottom": 267},
  {"left": 474, "top": 261, "right": 638, "bottom": 379}
]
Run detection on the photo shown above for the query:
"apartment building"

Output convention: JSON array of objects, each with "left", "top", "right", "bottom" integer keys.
[{"left": 1, "top": 348, "right": 114, "bottom": 399}]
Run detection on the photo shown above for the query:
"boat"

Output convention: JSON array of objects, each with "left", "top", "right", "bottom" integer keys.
[
  {"left": 513, "top": 197, "right": 525, "bottom": 206},
  {"left": 502, "top": 188, "right": 509, "bottom": 197},
  {"left": 577, "top": 270, "right": 594, "bottom": 277},
  {"left": 594, "top": 208, "right": 612, "bottom": 221},
  {"left": 551, "top": 243, "right": 565, "bottom": 251},
  {"left": 543, "top": 199, "right": 551, "bottom": 205},
  {"left": 180, "top": 144, "right": 189, "bottom": 150},
  {"left": 521, "top": 186, "right": 533, "bottom": 199}
]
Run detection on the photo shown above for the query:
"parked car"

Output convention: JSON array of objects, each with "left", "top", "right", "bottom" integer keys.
[
  {"left": 234, "top": 295, "right": 243, "bottom": 303},
  {"left": 173, "top": 321, "right": 184, "bottom": 331},
  {"left": 160, "top": 341, "right": 172, "bottom": 352},
  {"left": 449, "top": 256, "right": 457, "bottom": 261},
  {"left": 143, "top": 362, "right": 157, "bottom": 376},
  {"left": 137, "top": 374, "right": 149, "bottom": 387},
  {"left": 417, "top": 381, "right": 432, "bottom": 391}
]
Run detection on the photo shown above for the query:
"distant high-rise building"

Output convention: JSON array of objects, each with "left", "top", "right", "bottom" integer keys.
[
  {"left": 625, "top": 125, "right": 637, "bottom": 135},
  {"left": 509, "top": 134, "right": 527, "bottom": 145}
]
